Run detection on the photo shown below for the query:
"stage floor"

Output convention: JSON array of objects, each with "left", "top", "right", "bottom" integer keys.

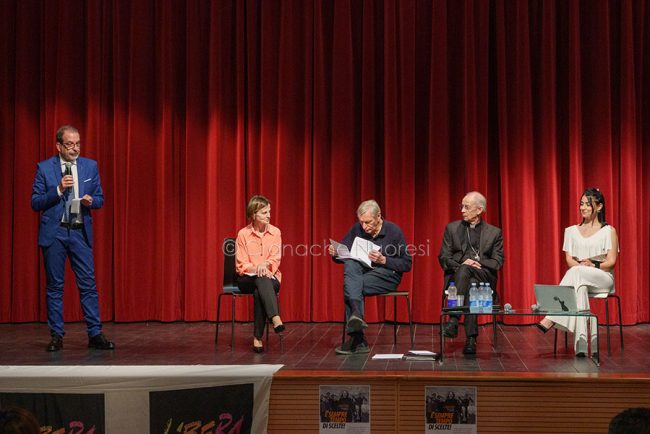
[{"left": 1, "top": 321, "right": 647, "bottom": 375}]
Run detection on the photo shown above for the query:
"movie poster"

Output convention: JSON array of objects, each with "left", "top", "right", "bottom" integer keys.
[
  {"left": 319, "top": 385, "right": 370, "bottom": 434},
  {"left": 425, "top": 386, "right": 477, "bottom": 434},
  {"left": 150, "top": 384, "right": 253, "bottom": 434}
]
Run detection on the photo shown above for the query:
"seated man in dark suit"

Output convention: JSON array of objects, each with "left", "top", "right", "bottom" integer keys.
[{"left": 438, "top": 191, "right": 504, "bottom": 355}]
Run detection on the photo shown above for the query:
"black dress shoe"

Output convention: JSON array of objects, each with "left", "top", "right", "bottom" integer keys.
[
  {"left": 253, "top": 345, "right": 264, "bottom": 353},
  {"left": 442, "top": 321, "right": 459, "bottom": 338},
  {"left": 462, "top": 336, "right": 477, "bottom": 355},
  {"left": 88, "top": 333, "right": 115, "bottom": 350},
  {"left": 46, "top": 335, "right": 63, "bottom": 352}
]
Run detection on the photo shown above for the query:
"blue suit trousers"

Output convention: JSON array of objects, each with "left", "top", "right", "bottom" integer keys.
[{"left": 42, "top": 225, "right": 102, "bottom": 337}]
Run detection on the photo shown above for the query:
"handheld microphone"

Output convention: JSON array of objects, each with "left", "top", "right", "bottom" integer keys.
[{"left": 64, "top": 162, "right": 73, "bottom": 191}]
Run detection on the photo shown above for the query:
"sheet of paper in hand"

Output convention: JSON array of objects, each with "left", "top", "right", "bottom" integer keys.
[{"left": 330, "top": 237, "right": 380, "bottom": 268}]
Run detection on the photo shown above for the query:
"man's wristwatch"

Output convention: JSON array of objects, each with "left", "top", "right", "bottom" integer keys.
[{"left": 594, "top": 261, "right": 600, "bottom": 269}]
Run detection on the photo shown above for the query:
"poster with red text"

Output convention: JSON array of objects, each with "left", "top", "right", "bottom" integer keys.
[
  {"left": 425, "top": 386, "right": 476, "bottom": 434},
  {"left": 319, "top": 385, "right": 370, "bottom": 434}
]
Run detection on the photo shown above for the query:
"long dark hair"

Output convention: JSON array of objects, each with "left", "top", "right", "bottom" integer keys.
[{"left": 580, "top": 187, "right": 608, "bottom": 226}]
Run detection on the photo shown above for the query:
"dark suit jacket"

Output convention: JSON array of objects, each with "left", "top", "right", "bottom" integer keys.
[
  {"left": 31, "top": 156, "right": 104, "bottom": 247},
  {"left": 438, "top": 219, "right": 504, "bottom": 277}
]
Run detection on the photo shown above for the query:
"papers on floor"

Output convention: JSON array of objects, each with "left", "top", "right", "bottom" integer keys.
[
  {"left": 402, "top": 350, "right": 440, "bottom": 361},
  {"left": 329, "top": 237, "right": 380, "bottom": 268},
  {"left": 371, "top": 350, "right": 440, "bottom": 361},
  {"left": 371, "top": 354, "right": 404, "bottom": 360}
]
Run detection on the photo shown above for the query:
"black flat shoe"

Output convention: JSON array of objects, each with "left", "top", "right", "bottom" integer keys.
[
  {"left": 575, "top": 352, "right": 586, "bottom": 358},
  {"left": 273, "top": 324, "right": 285, "bottom": 334},
  {"left": 253, "top": 345, "right": 264, "bottom": 353},
  {"left": 535, "top": 323, "right": 550, "bottom": 334}
]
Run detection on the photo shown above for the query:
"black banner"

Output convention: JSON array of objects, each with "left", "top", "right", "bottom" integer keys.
[
  {"left": 150, "top": 384, "right": 253, "bottom": 434},
  {"left": 0, "top": 392, "right": 104, "bottom": 434}
]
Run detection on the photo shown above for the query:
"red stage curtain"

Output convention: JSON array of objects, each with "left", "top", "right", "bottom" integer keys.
[{"left": 1, "top": 0, "right": 648, "bottom": 326}]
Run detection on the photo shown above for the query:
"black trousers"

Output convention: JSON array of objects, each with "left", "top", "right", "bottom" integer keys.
[
  {"left": 448, "top": 264, "right": 496, "bottom": 337},
  {"left": 237, "top": 275, "right": 281, "bottom": 339}
]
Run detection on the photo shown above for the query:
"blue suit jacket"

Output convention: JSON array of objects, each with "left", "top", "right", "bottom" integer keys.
[{"left": 31, "top": 156, "right": 104, "bottom": 247}]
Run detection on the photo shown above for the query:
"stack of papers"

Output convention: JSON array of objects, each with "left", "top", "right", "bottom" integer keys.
[
  {"left": 401, "top": 350, "right": 440, "bottom": 361},
  {"left": 371, "top": 350, "right": 440, "bottom": 361}
]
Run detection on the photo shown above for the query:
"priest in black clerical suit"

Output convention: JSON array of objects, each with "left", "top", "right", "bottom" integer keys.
[{"left": 438, "top": 191, "right": 504, "bottom": 355}]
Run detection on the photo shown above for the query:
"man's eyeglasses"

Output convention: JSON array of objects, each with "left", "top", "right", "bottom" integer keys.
[
  {"left": 60, "top": 141, "right": 81, "bottom": 150},
  {"left": 459, "top": 203, "right": 474, "bottom": 211}
]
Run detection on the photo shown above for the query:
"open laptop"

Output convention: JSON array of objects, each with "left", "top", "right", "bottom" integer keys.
[{"left": 533, "top": 284, "right": 585, "bottom": 313}]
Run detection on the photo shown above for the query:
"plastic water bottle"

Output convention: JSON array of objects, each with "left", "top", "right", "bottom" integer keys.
[
  {"left": 478, "top": 282, "right": 486, "bottom": 313},
  {"left": 469, "top": 282, "right": 479, "bottom": 313},
  {"left": 485, "top": 283, "right": 493, "bottom": 312},
  {"left": 447, "top": 282, "right": 458, "bottom": 308}
]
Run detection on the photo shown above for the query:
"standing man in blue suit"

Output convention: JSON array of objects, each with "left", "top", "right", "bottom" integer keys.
[{"left": 31, "top": 125, "right": 114, "bottom": 352}]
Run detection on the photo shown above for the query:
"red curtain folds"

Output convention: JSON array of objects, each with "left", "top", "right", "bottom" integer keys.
[{"left": 1, "top": 0, "right": 648, "bottom": 326}]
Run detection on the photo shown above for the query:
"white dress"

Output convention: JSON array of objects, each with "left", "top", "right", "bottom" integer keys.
[{"left": 549, "top": 225, "right": 616, "bottom": 354}]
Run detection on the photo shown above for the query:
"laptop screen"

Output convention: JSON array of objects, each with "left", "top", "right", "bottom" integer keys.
[{"left": 533, "top": 285, "right": 580, "bottom": 312}]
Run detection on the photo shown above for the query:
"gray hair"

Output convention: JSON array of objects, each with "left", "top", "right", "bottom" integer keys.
[
  {"left": 466, "top": 191, "right": 487, "bottom": 211},
  {"left": 357, "top": 199, "right": 381, "bottom": 217}
]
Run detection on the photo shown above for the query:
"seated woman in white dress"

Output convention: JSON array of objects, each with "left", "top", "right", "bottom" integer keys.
[{"left": 537, "top": 187, "right": 619, "bottom": 357}]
